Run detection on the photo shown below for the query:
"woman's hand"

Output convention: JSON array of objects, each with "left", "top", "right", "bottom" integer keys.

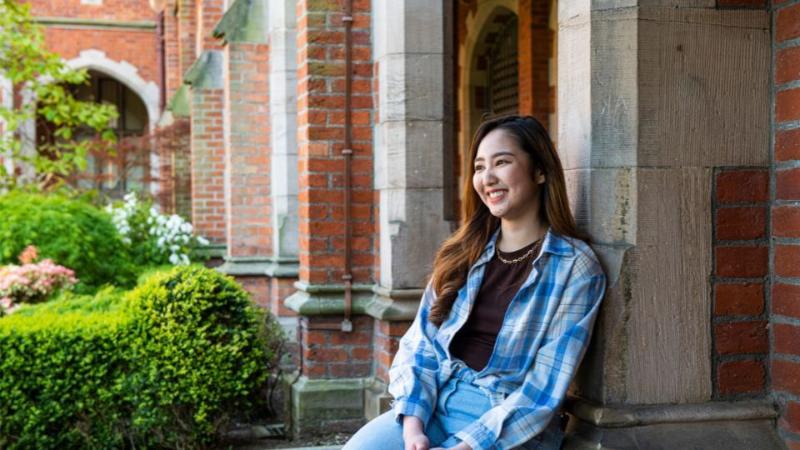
[
  {"left": 405, "top": 433, "right": 431, "bottom": 450},
  {"left": 403, "top": 415, "right": 430, "bottom": 450}
]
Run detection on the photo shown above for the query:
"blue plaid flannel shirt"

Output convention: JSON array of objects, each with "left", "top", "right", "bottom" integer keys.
[{"left": 388, "top": 228, "right": 606, "bottom": 450}]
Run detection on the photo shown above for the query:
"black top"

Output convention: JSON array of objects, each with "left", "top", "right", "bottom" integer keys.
[{"left": 449, "top": 239, "right": 541, "bottom": 371}]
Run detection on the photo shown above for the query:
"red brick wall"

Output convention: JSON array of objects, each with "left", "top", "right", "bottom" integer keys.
[
  {"left": 178, "top": 0, "right": 197, "bottom": 84},
  {"left": 374, "top": 320, "right": 411, "bottom": 384},
  {"left": 42, "top": 28, "right": 160, "bottom": 85},
  {"left": 517, "top": 0, "right": 554, "bottom": 129},
  {"left": 300, "top": 316, "right": 373, "bottom": 379},
  {"left": 225, "top": 41, "right": 272, "bottom": 257},
  {"left": 197, "top": 0, "right": 224, "bottom": 52},
  {"left": 773, "top": 1, "right": 800, "bottom": 445},
  {"left": 190, "top": 88, "right": 225, "bottom": 243},
  {"left": 712, "top": 169, "right": 770, "bottom": 398},
  {"left": 26, "top": 0, "right": 156, "bottom": 22},
  {"left": 295, "top": 0, "right": 376, "bottom": 286}
]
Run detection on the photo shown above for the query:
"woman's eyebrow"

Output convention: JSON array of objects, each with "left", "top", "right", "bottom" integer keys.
[{"left": 474, "top": 151, "right": 516, "bottom": 163}]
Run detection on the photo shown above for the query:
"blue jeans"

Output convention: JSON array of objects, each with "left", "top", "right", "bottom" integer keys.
[{"left": 343, "top": 372, "right": 563, "bottom": 449}]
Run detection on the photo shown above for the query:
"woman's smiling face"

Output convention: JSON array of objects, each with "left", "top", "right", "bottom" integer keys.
[{"left": 472, "top": 128, "right": 545, "bottom": 220}]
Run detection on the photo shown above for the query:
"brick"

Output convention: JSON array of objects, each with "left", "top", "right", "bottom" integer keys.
[
  {"left": 774, "top": 206, "right": 800, "bottom": 238},
  {"left": 716, "top": 207, "right": 766, "bottom": 240},
  {"left": 330, "top": 330, "right": 371, "bottom": 345},
  {"left": 380, "top": 320, "right": 412, "bottom": 337},
  {"left": 773, "top": 283, "right": 800, "bottom": 319},
  {"left": 776, "top": 128, "right": 800, "bottom": 162},
  {"left": 777, "top": 245, "right": 800, "bottom": 278},
  {"left": 351, "top": 346, "right": 372, "bottom": 361},
  {"left": 715, "top": 246, "right": 768, "bottom": 278},
  {"left": 777, "top": 168, "right": 800, "bottom": 200},
  {"left": 303, "top": 346, "right": 347, "bottom": 362},
  {"left": 777, "top": 4, "right": 800, "bottom": 42},
  {"left": 775, "top": 324, "right": 800, "bottom": 357},
  {"left": 778, "top": 47, "right": 800, "bottom": 85},
  {"left": 714, "top": 321, "right": 768, "bottom": 355},
  {"left": 780, "top": 401, "right": 800, "bottom": 434},
  {"left": 714, "top": 283, "right": 764, "bottom": 316},
  {"left": 717, "top": 359, "right": 765, "bottom": 395},
  {"left": 773, "top": 359, "right": 800, "bottom": 394},
  {"left": 329, "top": 363, "right": 371, "bottom": 378},
  {"left": 777, "top": 88, "right": 800, "bottom": 123},
  {"left": 716, "top": 170, "right": 768, "bottom": 204}
]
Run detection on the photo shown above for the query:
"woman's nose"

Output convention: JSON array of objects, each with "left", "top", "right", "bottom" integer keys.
[{"left": 482, "top": 167, "right": 498, "bottom": 185}]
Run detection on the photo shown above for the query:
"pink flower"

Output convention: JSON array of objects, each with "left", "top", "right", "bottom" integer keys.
[{"left": 0, "top": 259, "right": 78, "bottom": 306}]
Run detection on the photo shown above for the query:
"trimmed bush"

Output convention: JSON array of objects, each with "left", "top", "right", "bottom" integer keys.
[
  {"left": 0, "top": 266, "right": 282, "bottom": 449},
  {"left": 0, "top": 192, "right": 137, "bottom": 291}
]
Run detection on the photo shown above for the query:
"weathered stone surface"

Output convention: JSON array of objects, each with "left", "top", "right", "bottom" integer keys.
[{"left": 290, "top": 377, "right": 366, "bottom": 437}]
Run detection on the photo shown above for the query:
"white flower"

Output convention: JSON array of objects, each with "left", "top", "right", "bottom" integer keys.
[{"left": 168, "top": 253, "right": 179, "bottom": 265}]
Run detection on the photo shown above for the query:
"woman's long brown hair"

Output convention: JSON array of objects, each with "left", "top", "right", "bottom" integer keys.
[{"left": 428, "top": 115, "right": 583, "bottom": 327}]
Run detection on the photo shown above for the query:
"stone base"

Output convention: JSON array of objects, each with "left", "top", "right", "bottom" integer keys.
[
  {"left": 564, "top": 399, "right": 782, "bottom": 449},
  {"left": 364, "top": 378, "right": 393, "bottom": 421},
  {"left": 289, "top": 376, "right": 367, "bottom": 438}
]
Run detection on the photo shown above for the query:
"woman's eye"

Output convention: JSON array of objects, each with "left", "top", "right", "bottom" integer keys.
[
  {"left": 496, "top": 159, "right": 508, "bottom": 166},
  {"left": 474, "top": 165, "right": 484, "bottom": 171}
]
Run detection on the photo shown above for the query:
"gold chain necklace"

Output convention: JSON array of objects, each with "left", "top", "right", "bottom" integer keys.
[{"left": 495, "top": 238, "right": 543, "bottom": 265}]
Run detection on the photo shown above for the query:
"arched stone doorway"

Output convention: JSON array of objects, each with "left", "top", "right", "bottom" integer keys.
[{"left": 453, "top": 0, "right": 557, "bottom": 217}]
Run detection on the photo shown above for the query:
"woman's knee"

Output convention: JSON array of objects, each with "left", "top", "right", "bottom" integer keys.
[{"left": 342, "top": 410, "right": 405, "bottom": 450}]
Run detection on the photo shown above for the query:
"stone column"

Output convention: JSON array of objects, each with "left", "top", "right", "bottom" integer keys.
[
  {"left": 266, "top": 0, "right": 300, "bottom": 324},
  {"left": 364, "top": 0, "right": 454, "bottom": 419},
  {"left": 559, "top": 1, "right": 781, "bottom": 447}
]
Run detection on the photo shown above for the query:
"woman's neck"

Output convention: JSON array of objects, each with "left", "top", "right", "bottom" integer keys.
[{"left": 497, "top": 214, "right": 548, "bottom": 252}]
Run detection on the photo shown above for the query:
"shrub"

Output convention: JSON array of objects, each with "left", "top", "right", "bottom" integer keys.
[
  {"left": 0, "top": 266, "right": 282, "bottom": 449},
  {"left": 106, "top": 192, "right": 209, "bottom": 267},
  {"left": 0, "top": 192, "right": 136, "bottom": 292}
]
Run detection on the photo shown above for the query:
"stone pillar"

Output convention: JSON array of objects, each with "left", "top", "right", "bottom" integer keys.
[
  {"left": 364, "top": 0, "right": 453, "bottom": 420},
  {"left": 285, "top": 0, "right": 377, "bottom": 437},
  {"left": 771, "top": 2, "right": 800, "bottom": 447},
  {"left": 559, "top": 1, "right": 781, "bottom": 447},
  {"left": 266, "top": 0, "right": 300, "bottom": 329},
  {"left": 214, "top": 0, "right": 273, "bottom": 308}
]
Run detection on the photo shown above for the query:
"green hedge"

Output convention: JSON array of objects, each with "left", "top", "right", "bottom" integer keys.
[
  {"left": 0, "top": 192, "right": 137, "bottom": 291},
  {"left": 0, "top": 266, "right": 282, "bottom": 449}
]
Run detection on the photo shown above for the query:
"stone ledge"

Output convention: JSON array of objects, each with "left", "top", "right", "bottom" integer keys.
[
  {"left": 184, "top": 51, "right": 223, "bottom": 89},
  {"left": 34, "top": 17, "right": 157, "bottom": 30},
  {"left": 567, "top": 397, "right": 778, "bottom": 427},
  {"left": 284, "top": 282, "right": 374, "bottom": 316},
  {"left": 285, "top": 283, "right": 424, "bottom": 320},
  {"left": 366, "top": 285, "right": 423, "bottom": 321},
  {"left": 216, "top": 255, "right": 299, "bottom": 277}
]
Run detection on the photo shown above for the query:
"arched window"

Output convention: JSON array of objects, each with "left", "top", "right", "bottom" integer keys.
[
  {"left": 67, "top": 71, "right": 150, "bottom": 195},
  {"left": 486, "top": 16, "right": 519, "bottom": 117}
]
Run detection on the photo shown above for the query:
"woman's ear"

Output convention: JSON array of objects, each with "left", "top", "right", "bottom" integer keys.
[{"left": 536, "top": 170, "right": 546, "bottom": 185}]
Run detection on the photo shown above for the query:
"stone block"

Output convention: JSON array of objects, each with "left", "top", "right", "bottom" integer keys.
[{"left": 290, "top": 376, "right": 366, "bottom": 437}]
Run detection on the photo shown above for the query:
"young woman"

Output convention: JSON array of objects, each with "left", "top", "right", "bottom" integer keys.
[{"left": 343, "top": 115, "right": 607, "bottom": 450}]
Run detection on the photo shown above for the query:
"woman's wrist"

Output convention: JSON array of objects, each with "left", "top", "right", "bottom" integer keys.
[{"left": 402, "top": 414, "right": 425, "bottom": 437}]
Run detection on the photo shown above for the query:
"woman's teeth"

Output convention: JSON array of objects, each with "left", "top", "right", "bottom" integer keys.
[{"left": 489, "top": 191, "right": 505, "bottom": 198}]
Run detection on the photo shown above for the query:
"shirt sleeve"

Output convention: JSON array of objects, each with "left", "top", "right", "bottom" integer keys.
[
  {"left": 454, "top": 258, "right": 607, "bottom": 450},
  {"left": 388, "top": 282, "right": 442, "bottom": 427}
]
